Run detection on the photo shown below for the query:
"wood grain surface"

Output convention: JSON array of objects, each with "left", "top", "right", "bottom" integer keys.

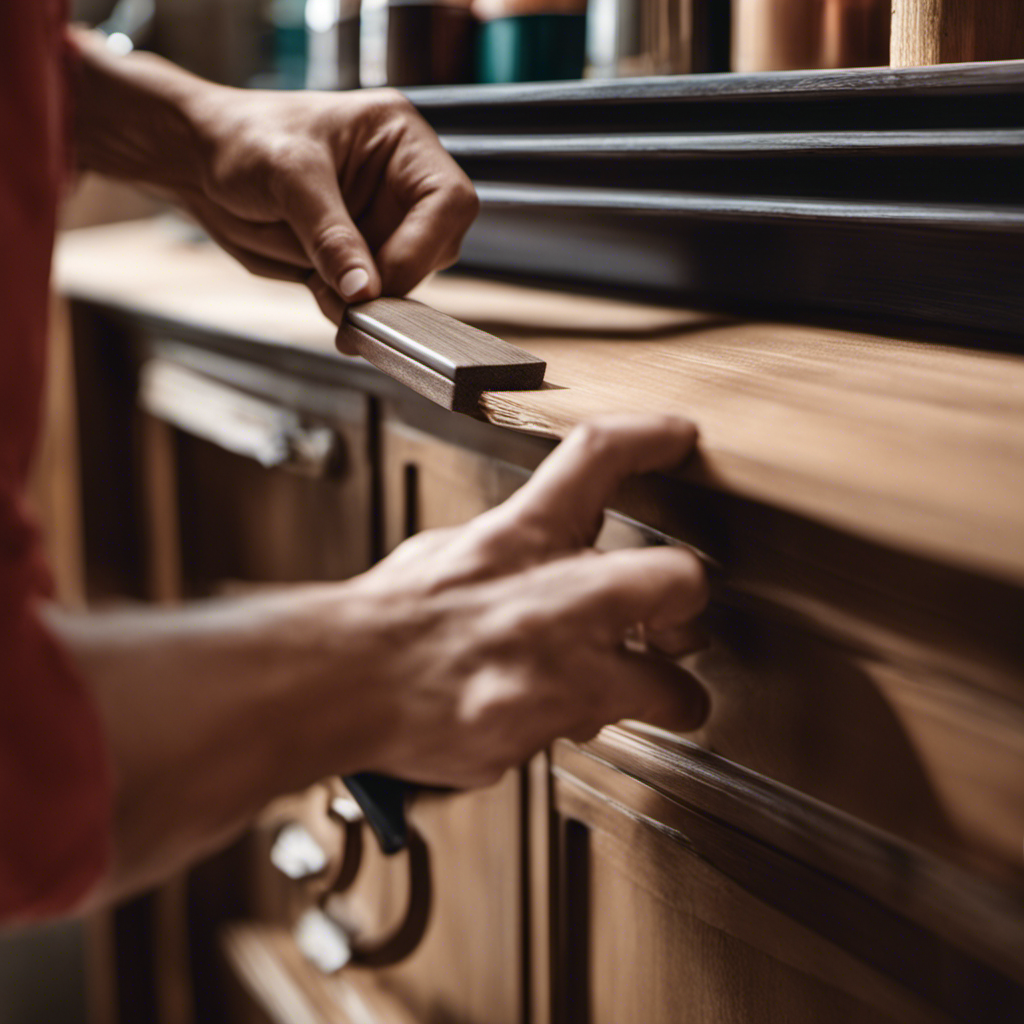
[
  {"left": 551, "top": 742, "right": 1020, "bottom": 1023},
  {"left": 454, "top": 285, "right": 1024, "bottom": 586},
  {"left": 891, "top": 0, "right": 1024, "bottom": 67}
]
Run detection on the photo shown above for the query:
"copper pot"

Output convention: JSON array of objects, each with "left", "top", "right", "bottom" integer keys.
[{"left": 732, "top": 0, "right": 890, "bottom": 72}]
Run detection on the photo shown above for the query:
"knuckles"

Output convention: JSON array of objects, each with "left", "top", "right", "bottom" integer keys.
[
  {"left": 352, "top": 88, "right": 419, "bottom": 130},
  {"left": 565, "top": 420, "right": 625, "bottom": 470},
  {"left": 445, "top": 177, "right": 481, "bottom": 226}
]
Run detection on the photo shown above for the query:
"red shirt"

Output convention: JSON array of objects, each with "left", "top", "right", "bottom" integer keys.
[{"left": 0, "top": 1, "right": 111, "bottom": 920}]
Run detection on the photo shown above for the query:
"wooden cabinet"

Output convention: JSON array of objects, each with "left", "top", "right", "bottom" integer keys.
[
  {"left": 60, "top": 220, "right": 1024, "bottom": 1024},
  {"left": 88, "top": 347, "right": 379, "bottom": 1024},
  {"left": 56, "top": 51, "right": 1024, "bottom": 1023},
  {"left": 138, "top": 351, "right": 375, "bottom": 596}
]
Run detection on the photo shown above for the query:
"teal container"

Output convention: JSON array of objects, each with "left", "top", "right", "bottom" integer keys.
[{"left": 476, "top": 13, "right": 586, "bottom": 83}]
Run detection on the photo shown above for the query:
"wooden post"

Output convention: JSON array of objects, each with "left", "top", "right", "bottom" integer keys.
[{"left": 891, "top": 0, "right": 1024, "bottom": 67}]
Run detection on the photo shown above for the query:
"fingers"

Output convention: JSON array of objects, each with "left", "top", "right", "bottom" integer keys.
[
  {"left": 335, "top": 91, "right": 478, "bottom": 295},
  {"left": 538, "top": 546, "right": 709, "bottom": 640},
  {"left": 374, "top": 181, "right": 479, "bottom": 296},
  {"left": 205, "top": 231, "right": 309, "bottom": 283},
  {"left": 644, "top": 621, "right": 710, "bottom": 659},
  {"left": 497, "top": 417, "right": 698, "bottom": 551},
  {"left": 184, "top": 191, "right": 312, "bottom": 270},
  {"left": 307, "top": 274, "right": 348, "bottom": 328},
  {"left": 602, "top": 650, "right": 710, "bottom": 733},
  {"left": 271, "top": 160, "right": 382, "bottom": 304}
]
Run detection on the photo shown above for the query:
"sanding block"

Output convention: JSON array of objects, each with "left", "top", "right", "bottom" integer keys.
[{"left": 338, "top": 297, "right": 547, "bottom": 413}]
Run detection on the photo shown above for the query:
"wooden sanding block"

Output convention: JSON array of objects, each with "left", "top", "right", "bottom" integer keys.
[{"left": 337, "top": 297, "right": 547, "bottom": 413}]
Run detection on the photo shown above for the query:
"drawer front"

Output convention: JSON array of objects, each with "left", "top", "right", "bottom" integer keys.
[
  {"left": 138, "top": 356, "right": 375, "bottom": 594},
  {"left": 133, "top": 353, "right": 377, "bottom": 1023},
  {"left": 546, "top": 499, "right": 1024, "bottom": 1024},
  {"left": 326, "top": 415, "right": 1023, "bottom": 1024}
]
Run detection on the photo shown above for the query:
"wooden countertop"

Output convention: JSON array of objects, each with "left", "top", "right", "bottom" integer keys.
[{"left": 55, "top": 217, "right": 1024, "bottom": 585}]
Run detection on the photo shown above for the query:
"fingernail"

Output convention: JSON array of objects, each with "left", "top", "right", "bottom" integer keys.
[{"left": 339, "top": 267, "right": 370, "bottom": 301}]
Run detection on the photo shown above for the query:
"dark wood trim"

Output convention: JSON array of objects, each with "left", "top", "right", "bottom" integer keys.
[
  {"left": 339, "top": 298, "right": 546, "bottom": 413},
  {"left": 409, "top": 62, "right": 1024, "bottom": 338},
  {"left": 473, "top": 183, "right": 1024, "bottom": 231},
  {"left": 440, "top": 128, "right": 1024, "bottom": 159},
  {"left": 458, "top": 193, "right": 1024, "bottom": 337},
  {"left": 408, "top": 60, "right": 1024, "bottom": 109}
]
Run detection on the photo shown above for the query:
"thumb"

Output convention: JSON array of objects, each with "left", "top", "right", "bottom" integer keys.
[{"left": 277, "top": 164, "right": 381, "bottom": 303}]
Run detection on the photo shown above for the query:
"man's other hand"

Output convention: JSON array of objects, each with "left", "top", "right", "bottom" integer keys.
[
  {"left": 312, "top": 415, "right": 710, "bottom": 789},
  {"left": 69, "top": 31, "right": 478, "bottom": 328},
  {"left": 184, "top": 87, "right": 478, "bottom": 329}
]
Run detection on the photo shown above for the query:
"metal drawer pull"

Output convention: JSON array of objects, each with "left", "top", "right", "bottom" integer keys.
[
  {"left": 294, "top": 908, "right": 353, "bottom": 974},
  {"left": 323, "top": 826, "right": 432, "bottom": 969},
  {"left": 269, "top": 823, "right": 329, "bottom": 881},
  {"left": 139, "top": 359, "right": 341, "bottom": 476},
  {"left": 309, "top": 776, "right": 433, "bottom": 969},
  {"left": 326, "top": 791, "right": 365, "bottom": 894}
]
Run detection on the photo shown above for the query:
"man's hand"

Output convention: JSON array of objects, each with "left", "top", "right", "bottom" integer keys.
[
  {"left": 53, "top": 416, "right": 708, "bottom": 903},
  {"left": 301, "top": 416, "right": 710, "bottom": 789},
  {"left": 182, "top": 87, "right": 478, "bottom": 328},
  {"left": 69, "top": 31, "right": 478, "bottom": 329}
]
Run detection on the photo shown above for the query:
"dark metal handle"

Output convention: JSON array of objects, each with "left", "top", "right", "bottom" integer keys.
[
  {"left": 341, "top": 772, "right": 412, "bottom": 855},
  {"left": 338, "top": 828, "right": 432, "bottom": 968}
]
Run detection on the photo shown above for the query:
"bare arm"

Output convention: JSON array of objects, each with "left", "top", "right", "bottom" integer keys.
[
  {"left": 68, "top": 27, "right": 479, "bottom": 324},
  {"left": 48, "top": 419, "right": 709, "bottom": 910}
]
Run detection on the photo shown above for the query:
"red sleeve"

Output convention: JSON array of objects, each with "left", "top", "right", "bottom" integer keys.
[
  {"left": 0, "top": 519, "right": 112, "bottom": 920},
  {"left": 0, "top": 0, "right": 112, "bottom": 922}
]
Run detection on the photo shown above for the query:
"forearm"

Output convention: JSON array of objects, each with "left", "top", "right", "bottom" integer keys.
[
  {"left": 68, "top": 26, "right": 217, "bottom": 188},
  {"left": 45, "top": 585, "right": 389, "bottom": 907}
]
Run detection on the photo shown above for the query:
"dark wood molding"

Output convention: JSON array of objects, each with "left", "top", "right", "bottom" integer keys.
[
  {"left": 440, "top": 127, "right": 1024, "bottom": 160},
  {"left": 408, "top": 60, "right": 1024, "bottom": 111},
  {"left": 408, "top": 63, "right": 1024, "bottom": 339},
  {"left": 339, "top": 298, "right": 546, "bottom": 413}
]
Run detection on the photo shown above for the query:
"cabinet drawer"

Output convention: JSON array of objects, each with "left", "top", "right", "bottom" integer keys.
[{"left": 138, "top": 352, "right": 374, "bottom": 594}]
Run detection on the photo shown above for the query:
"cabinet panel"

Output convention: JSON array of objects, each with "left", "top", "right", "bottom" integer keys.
[
  {"left": 548, "top": 514, "right": 1024, "bottom": 1024},
  {"left": 554, "top": 778, "right": 914, "bottom": 1024},
  {"left": 551, "top": 739, "right": 1022, "bottom": 1024},
  {"left": 155, "top": 369, "right": 374, "bottom": 593}
]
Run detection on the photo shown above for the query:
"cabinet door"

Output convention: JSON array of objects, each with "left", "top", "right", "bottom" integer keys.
[
  {"left": 321, "top": 412, "right": 534, "bottom": 1024},
  {"left": 543, "top": 510, "right": 1024, "bottom": 1024}
]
